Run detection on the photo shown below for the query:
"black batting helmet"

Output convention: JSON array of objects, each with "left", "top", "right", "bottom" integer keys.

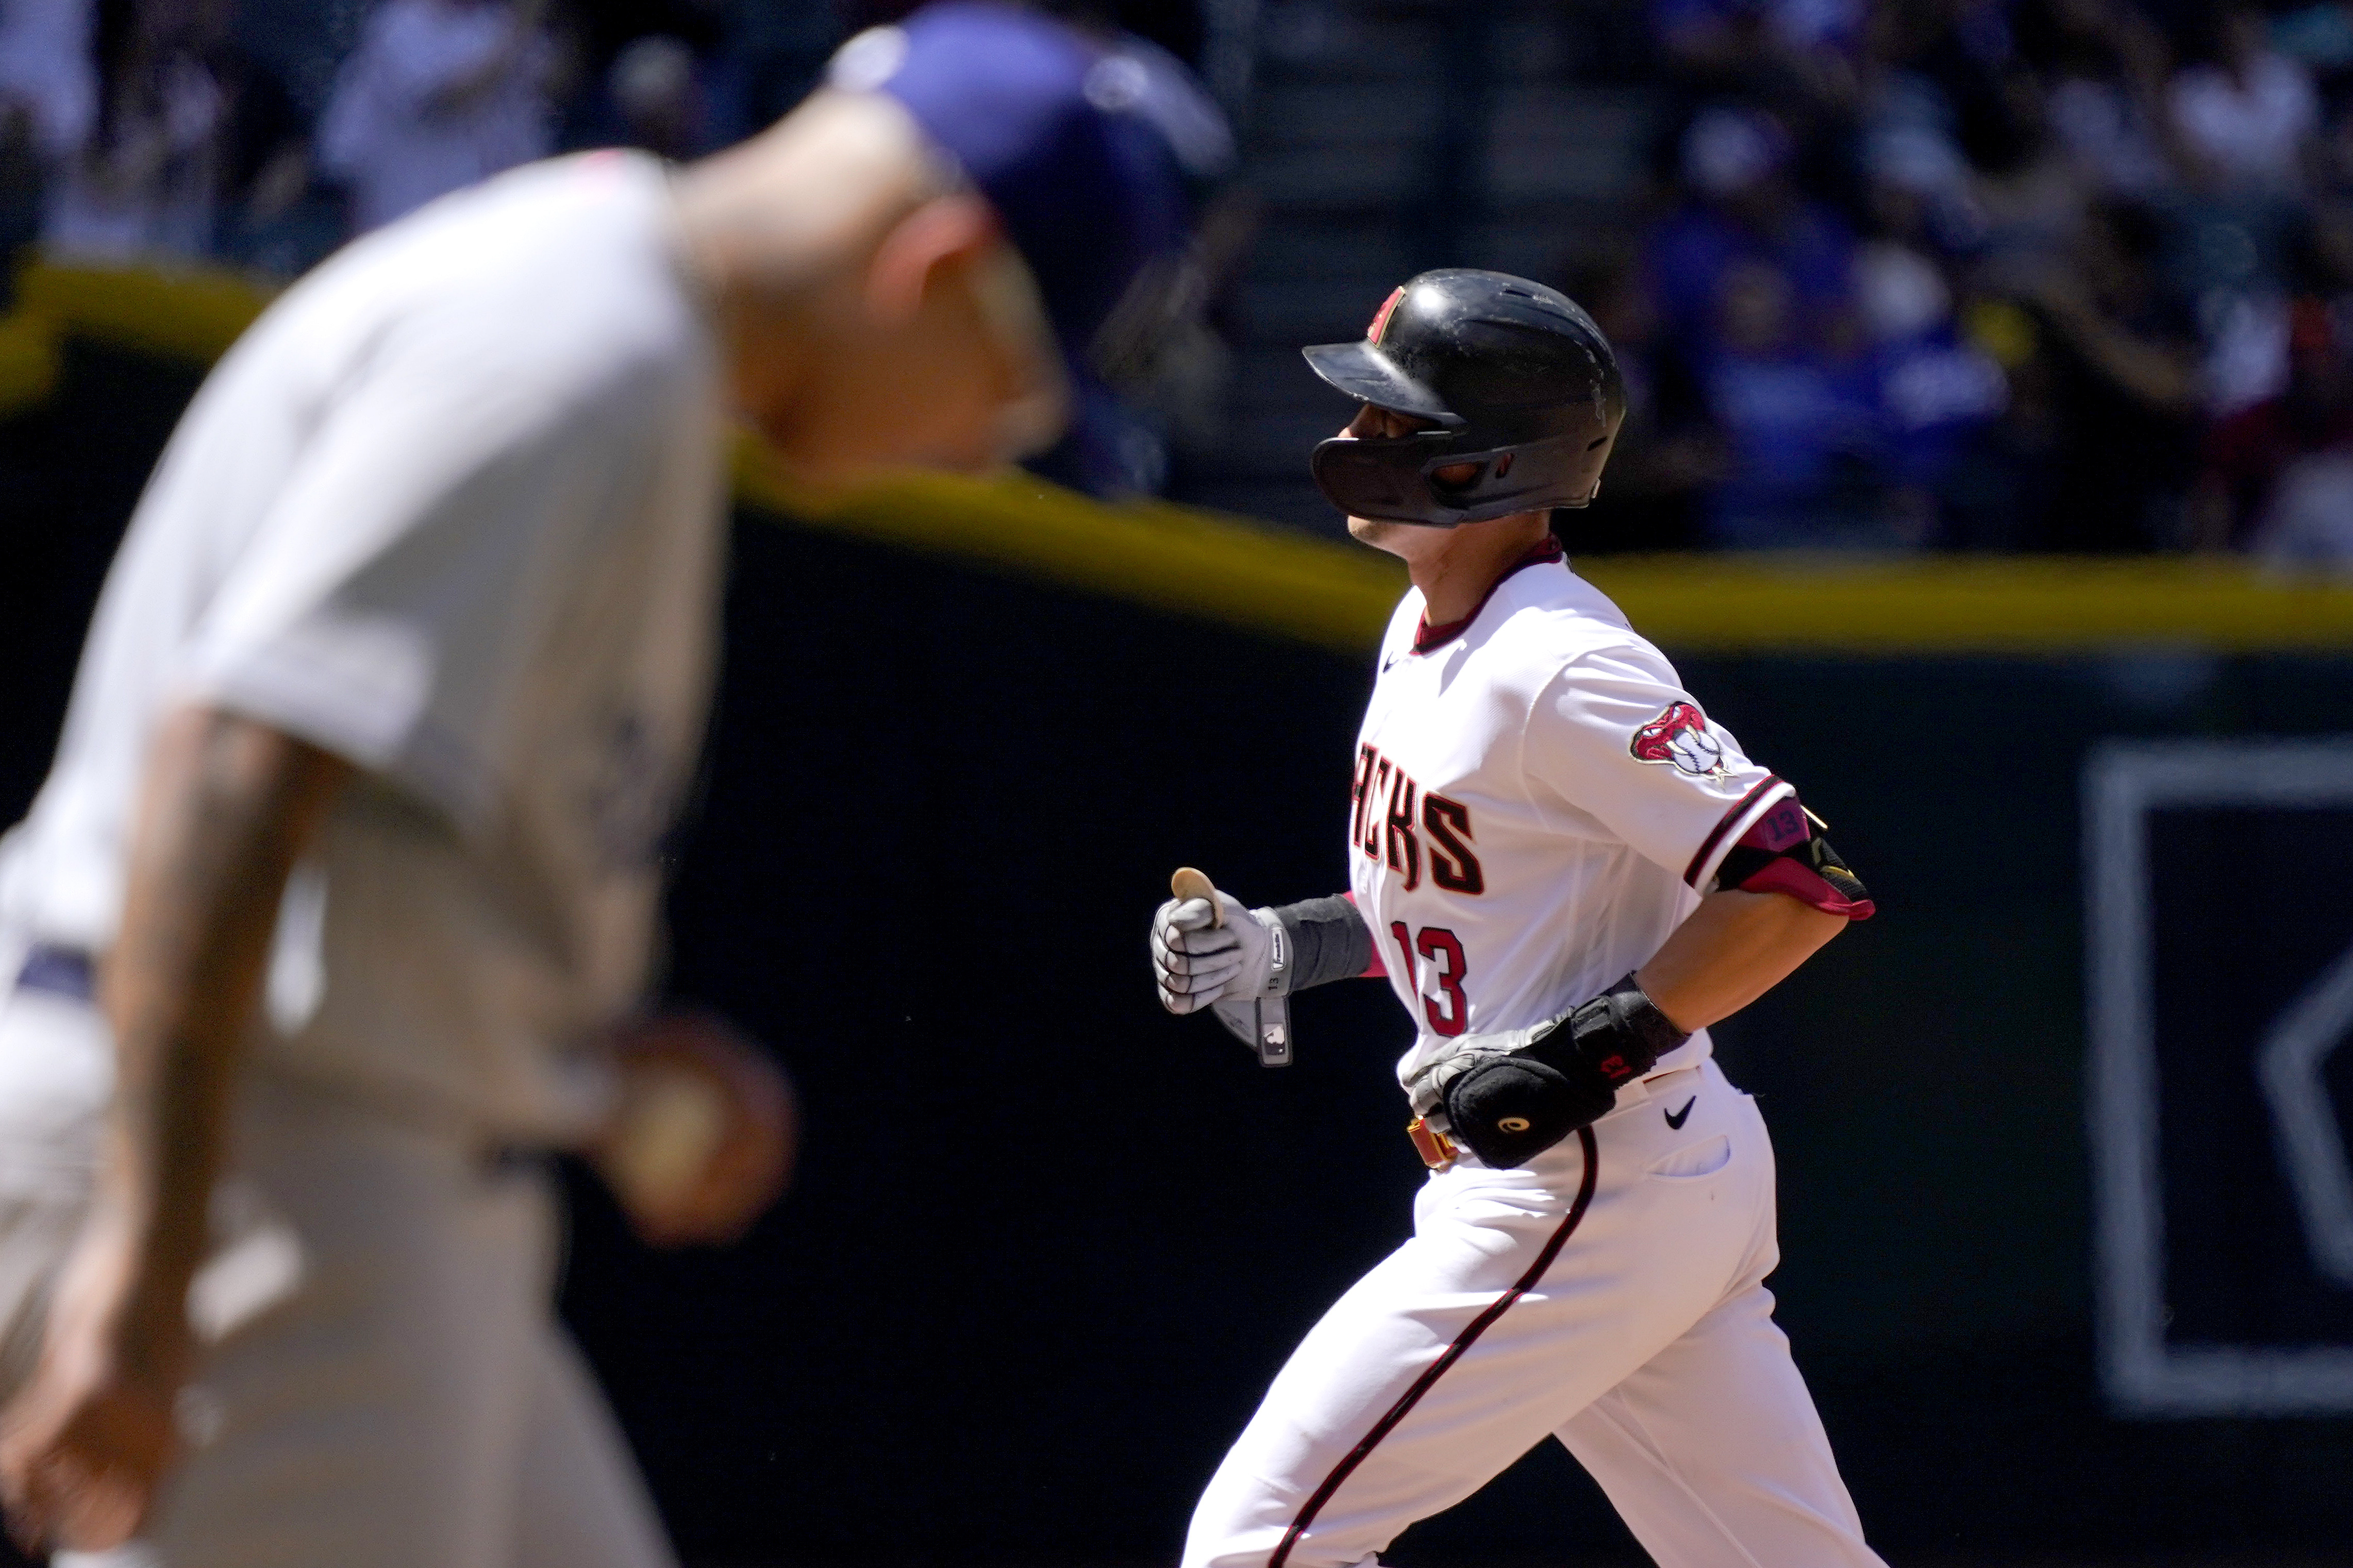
[{"left": 1303, "top": 269, "right": 1627, "bottom": 528}]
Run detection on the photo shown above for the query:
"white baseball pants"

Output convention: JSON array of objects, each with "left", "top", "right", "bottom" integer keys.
[
  {"left": 1183, "top": 1059, "right": 1886, "bottom": 1568},
  {"left": 0, "top": 964, "right": 674, "bottom": 1568}
]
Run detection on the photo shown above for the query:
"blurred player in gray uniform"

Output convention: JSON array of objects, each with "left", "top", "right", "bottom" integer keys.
[{"left": 0, "top": 4, "right": 1184, "bottom": 1562}]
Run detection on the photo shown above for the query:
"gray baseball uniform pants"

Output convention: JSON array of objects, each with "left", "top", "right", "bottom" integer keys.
[{"left": 0, "top": 952, "right": 673, "bottom": 1568}]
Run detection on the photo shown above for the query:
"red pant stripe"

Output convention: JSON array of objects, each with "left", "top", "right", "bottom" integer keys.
[{"left": 1265, "top": 1126, "right": 1601, "bottom": 1568}]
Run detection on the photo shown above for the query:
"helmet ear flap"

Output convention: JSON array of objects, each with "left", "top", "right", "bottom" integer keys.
[
  {"left": 1425, "top": 458, "right": 1482, "bottom": 500},
  {"left": 1427, "top": 446, "right": 1514, "bottom": 500},
  {"left": 1316, "top": 429, "right": 1598, "bottom": 527},
  {"left": 1312, "top": 430, "right": 1468, "bottom": 526}
]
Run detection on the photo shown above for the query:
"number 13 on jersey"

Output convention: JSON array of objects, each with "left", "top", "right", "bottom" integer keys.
[{"left": 1390, "top": 922, "right": 1469, "bottom": 1036}]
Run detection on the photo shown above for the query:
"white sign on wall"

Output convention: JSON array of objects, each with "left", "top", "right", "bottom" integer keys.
[{"left": 2087, "top": 739, "right": 2353, "bottom": 1416}]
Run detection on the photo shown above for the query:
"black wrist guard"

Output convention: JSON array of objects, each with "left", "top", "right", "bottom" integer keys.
[
  {"left": 1440, "top": 974, "right": 1690, "bottom": 1169},
  {"left": 1549, "top": 973, "right": 1689, "bottom": 1088},
  {"left": 1268, "top": 895, "right": 1375, "bottom": 994}
]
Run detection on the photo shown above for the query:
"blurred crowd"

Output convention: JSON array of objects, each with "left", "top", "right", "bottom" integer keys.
[
  {"left": 1584, "top": 0, "right": 2353, "bottom": 558},
  {"left": 0, "top": 0, "right": 1234, "bottom": 495},
  {"left": 17, "top": 0, "right": 2353, "bottom": 555},
  {"left": 0, "top": 0, "right": 867, "bottom": 276}
]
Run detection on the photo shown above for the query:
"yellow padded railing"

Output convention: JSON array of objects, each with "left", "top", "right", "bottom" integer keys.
[
  {"left": 739, "top": 447, "right": 2353, "bottom": 655},
  {"left": 13, "top": 254, "right": 2353, "bottom": 655}
]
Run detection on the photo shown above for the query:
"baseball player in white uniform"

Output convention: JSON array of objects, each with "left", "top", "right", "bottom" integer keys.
[
  {"left": 1152, "top": 271, "right": 1887, "bottom": 1568},
  {"left": 0, "top": 5, "right": 1185, "bottom": 1561}
]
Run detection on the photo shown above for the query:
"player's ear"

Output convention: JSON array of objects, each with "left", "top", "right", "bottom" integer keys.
[{"left": 865, "top": 193, "right": 1002, "bottom": 327}]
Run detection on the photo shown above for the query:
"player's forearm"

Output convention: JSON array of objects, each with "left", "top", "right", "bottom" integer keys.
[
  {"left": 1635, "top": 889, "right": 1847, "bottom": 1034},
  {"left": 98, "top": 707, "right": 349, "bottom": 1351}
]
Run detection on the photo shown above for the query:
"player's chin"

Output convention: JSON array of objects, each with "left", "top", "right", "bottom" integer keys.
[{"left": 1347, "top": 514, "right": 1408, "bottom": 549}]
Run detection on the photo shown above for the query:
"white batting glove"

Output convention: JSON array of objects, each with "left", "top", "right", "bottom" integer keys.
[{"left": 1152, "top": 888, "right": 1286, "bottom": 1014}]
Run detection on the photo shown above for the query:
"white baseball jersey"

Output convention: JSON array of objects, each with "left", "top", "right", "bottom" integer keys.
[
  {"left": 1186, "top": 539, "right": 1885, "bottom": 1568},
  {"left": 0, "top": 149, "right": 725, "bottom": 1142},
  {"left": 1346, "top": 539, "right": 1795, "bottom": 1090}
]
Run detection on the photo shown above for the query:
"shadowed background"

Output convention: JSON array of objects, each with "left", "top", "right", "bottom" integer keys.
[
  {"left": 5, "top": 341, "right": 2351, "bottom": 1566},
  {"left": 8, "top": 0, "right": 2353, "bottom": 1556}
]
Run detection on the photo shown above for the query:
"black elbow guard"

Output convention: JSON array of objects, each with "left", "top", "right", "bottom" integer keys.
[
  {"left": 1711, "top": 794, "right": 1875, "bottom": 919},
  {"left": 1440, "top": 974, "right": 1689, "bottom": 1169}
]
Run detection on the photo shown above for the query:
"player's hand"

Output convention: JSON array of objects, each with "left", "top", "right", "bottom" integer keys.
[
  {"left": 591, "top": 1012, "right": 798, "bottom": 1249},
  {"left": 0, "top": 1207, "right": 189, "bottom": 1553},
  {"left": 1152, "top": 886, "right": 1281, "bottom": 1013}
]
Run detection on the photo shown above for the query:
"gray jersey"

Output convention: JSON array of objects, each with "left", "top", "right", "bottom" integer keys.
[{"left": 0, "top": 150, "right": 726, "bottom": 1141}]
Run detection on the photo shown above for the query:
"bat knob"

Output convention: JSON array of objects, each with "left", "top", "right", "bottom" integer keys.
[{"left": 1170, "top": 866, "right": 1222, "bottom": 928}]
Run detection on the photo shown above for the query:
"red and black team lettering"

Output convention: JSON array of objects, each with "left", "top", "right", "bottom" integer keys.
[
  {"left": 1422, "top": 794, "right": 1482, "bottom": 894},
  {"left": 1352, "top": 745, "right": 1486, "bottom": 895}
]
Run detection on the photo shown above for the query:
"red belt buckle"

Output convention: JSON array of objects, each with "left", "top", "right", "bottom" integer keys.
[{"left": 1406, "top": 1116, "right": 1458, "bottom": 1171}]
